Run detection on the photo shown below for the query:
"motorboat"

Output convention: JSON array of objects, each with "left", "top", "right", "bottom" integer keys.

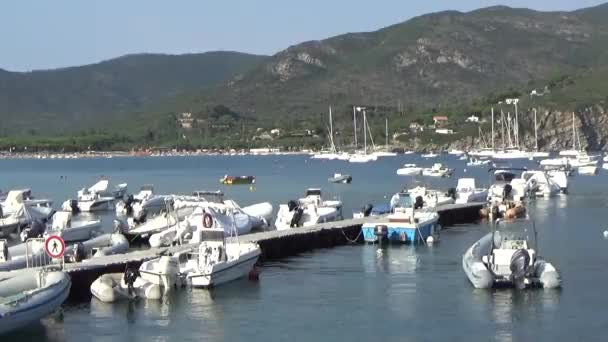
[
  {"left": 521, "top": 171, "right": 560, "bottom": 197},
  {"left": 421, "top": 152, "right": 438, "bottom": 158},
  {"left": 0, "top": 270, "right": 71, "bottom": 335},
  {"left": 90, "top": 271, "right": 161, "bottom": 302},
  {"left": 469, "top": 148, "right": 496, "bottom": 158},
  {"left": 462, "top": 219, "right": 561, "bottom": 289},
  {"left": 455, "top": 178, "right": 488, "bottom": 204},
  {"left": 578, "top": 165, "right": 598, "bottom": 175},
  {"left": 64, "top": 180, "right": 117, "bottom": 212},
  {"left": 0, "top": 233, "right": 129, "bottom": 272},
  {"left": 459, "top": 154, "right": 468, "bottom": 160},
  {"left": 0, "top": 189, "right": 53, "bottom": 215},
  {"left": 0, "top": 203, "right": 54, "bottom": 236},
  {"left": 116, "top": 184, "right": 163, "bottom": 216},
  {"left": 448, "top": 149, "right": 465, "bottom": 156},
  {"left": 484, "top": 168, "right": 528, "bottom": 220},
  {"left": 396, "top": 164, "right": 422, "bottom": 176},
  {"left": 183, "top": 227, "right": 261, "bottom": 288},
  {"left": 406, "top": 186, "right": 455, "bottom": 209},
  {"left": 546, "top": 169, "right": 569, "bottom": 193},
  {"left": 219, "top": 175, "right": 256, "bottom": 185},
  {"left": 466, "top": 158, "right": 491, "bottom": 167},
  {"left": 275, "top": 189, "right": 343, "bottom": 230},
  {"left": 362, "top": 195, "right": 440, "bottom": 244},
  {"left": 37, "top": 211, "right": 102, "bottom": 243},
  {"left": 328, "top": 173, "right": 352, "bottom": 184},
  {"left": 422, "top": 163, "right": 453, "bottom": 178},
  {"left": 139, "top": 251, "right": 189, "bottom": 292},
  {"left": 348, "top": 153, "right": 377, "bottom": 163}
]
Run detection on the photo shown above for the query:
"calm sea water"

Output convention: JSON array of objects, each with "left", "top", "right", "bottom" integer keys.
[{"left": 2, "top": 155, "right": 608, "bottom": 342}]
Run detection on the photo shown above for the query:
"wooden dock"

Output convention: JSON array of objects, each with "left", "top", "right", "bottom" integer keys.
[{"left": 0, "top": 202, "right": 482, "bottom": 299}]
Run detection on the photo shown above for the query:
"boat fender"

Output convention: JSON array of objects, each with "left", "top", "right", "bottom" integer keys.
[
  {"left": 290, "top": 208, "right": 304, "bottom": 228},
  {"left": 414, "top": 196, "right": 424, "bottom": 210},
  {"left": 248, "top": 265, "right": 261, "bottom": 281},
  {"left": 374, "top": 225, "right": 388, "bottom": 237},
  {"left": 203, "top": 213, "right": 214, "bottom": 228}
]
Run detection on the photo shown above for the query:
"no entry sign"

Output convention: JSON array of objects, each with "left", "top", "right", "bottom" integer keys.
[{"left": 45, "top": 235, "right": 65, "bottom": 259}]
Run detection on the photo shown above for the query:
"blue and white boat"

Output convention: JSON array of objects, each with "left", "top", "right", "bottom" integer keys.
[{"left": 361, "top": 193, "right": 440, "bottom": 244}]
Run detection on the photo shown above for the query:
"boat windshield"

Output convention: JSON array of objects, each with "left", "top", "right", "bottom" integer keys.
[
  {"left": 192, "top": 191, "right": 225, "bottom": 203},
  {"left": 200, "top": 229, "right": 225, "bottom": 242},
  {"left": 305, "top": 189, "right": 322, "bottom": 197},
  {"left": 395, "top": 193, "right": 412, "bottom": 208},
  {"left": 493, "top": 219, "right": 537, "bottom": 250}
]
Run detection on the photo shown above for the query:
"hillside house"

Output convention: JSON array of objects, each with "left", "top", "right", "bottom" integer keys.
[
  {"left": 178, "top": 112, "right": 194, "bottom": 129},
  {"left": 435, "top": 128, "right": 454, "bottom": 135},
  {"left": 409, "top": 122, "right": 424, "bottom": 132},
  {"left": 466, "top": 115, "right": 479, "bottom": 123},
  {"left": 433, "top": 116, "right": 449, "bottom": 128}
]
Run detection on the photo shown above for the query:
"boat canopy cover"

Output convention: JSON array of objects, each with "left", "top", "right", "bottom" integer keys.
[
  {"left": 457, "top": 178, "right": 477, "bottom": 191},
  {"left": 370, "top": 203, "right": 391, "bottom": 215},
  {"left": 89, "top": 180, "right": 110, "bottom": 193}
]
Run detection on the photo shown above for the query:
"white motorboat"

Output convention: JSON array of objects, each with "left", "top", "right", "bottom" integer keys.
[
  {"left": 462, "top": 219, "right": 561, "bottom": 289},
  {"left": 275, "top": 189, "right": 343, "bottom": 230},
  {"left": 0, "top": 270, "right": 71, "bottom": 335},
  {"left": 469, "top": 148, "right": 496, "bottom": 158},
  {"left": 328, "top": 173, "right": 352, "bottom": 184},
  {"left": 421, "top": 163, "right": 453, "bottom": 177},
  {"left": 421, "top": 152, "right": 438, "bottom": 158},
  {"left": 64, "top": 180, "right": 116, "bottom": 212},
  {"left": 0, "top": 203, "right": 54, "bottom": 236},
  {"left": 448, "top": 149, "right": 465, "bottom": 156},
  {"left": 90, "top": 272, "right": 161, "bottom": 303},
  {"left": 578, "top": 165, "right": 598, "bottom": 175},
  {"left": 521, "top": 171, "right": 560, "bottom": 197},
  {"left": 546, "top": 169, "right": 569, "bottom": 193},
  {"left": 40, "top": 211, "right": 102, "bottom": 243},
  {"left": 455, "top": 178, "right": 488, "bottom": 204},
  {"left": 184, "top": 228, "right": 261, "bottom": 288},
  {"left": 116, "top": 184, "right": 164, "bottom": 216},
  {"left": 406, "top": 186, "right": 455, "bottom": 208},
  {"left": 348, "top": 153, "right": 377, "bottom": 163},
  {"left": 466, "top": 158, "right": 491, "bottom": 167},
  {"left": 396, "top": 165, "right": 422, "bottom": 176},
  {"left": 0, "top": 189, "right": 53, "bottom": 216}
]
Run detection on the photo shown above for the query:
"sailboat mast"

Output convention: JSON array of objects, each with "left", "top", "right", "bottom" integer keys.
[
  {"left": 329, "top": 106, "right": 335, "bottom": 153},
  {"left": 385, "top": 118, "right": 389, "bottom": 151},
  {"left": 571, "top": 112, "right": 576, "bottom": 150},
  {"left": 363, "top": 109, "right": 367, "bottom": 155},
  {"left": 491, "top": 107, "right": 495, "bottom": 151},
  {"left": 514, "top": 101, "right": 519, "bottom": 148},
  {"left": 353, "top": 107, "right": 358, "bottom": 148},
  {"left": 534, "top": 108, "right": 538, "bottom": 151},
  {"left": 507, "top": 112, "right": 513, "bottom": 147},
  {"left": 501, "top": 109, "right": 505, "bottom": 149}
]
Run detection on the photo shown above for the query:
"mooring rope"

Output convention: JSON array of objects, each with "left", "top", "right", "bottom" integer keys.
[{"left": 339, "top": 227, "right": 362, "bottom": 244}]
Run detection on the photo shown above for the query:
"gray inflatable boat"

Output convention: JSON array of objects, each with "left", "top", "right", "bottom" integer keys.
[{"left": 462, "top": 219, "right": 561, "bottom": 289}]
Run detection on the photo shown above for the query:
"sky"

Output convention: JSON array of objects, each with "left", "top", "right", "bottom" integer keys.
[{"left": 0, "top": 0, "right": 605, "bottom": 71}]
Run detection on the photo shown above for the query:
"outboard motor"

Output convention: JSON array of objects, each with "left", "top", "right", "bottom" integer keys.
[
  {"left": 374, "top": 225, "right": 389, "bottom": 244},
  {"left": 362, "top": 204, "right": 373, "bottom": 217},
  {"left": 502, "top": 184, "right": 513, "bottom": 201},
  {"left": 133, "top": 208, "right": 147, "bottom": 225},
  {"left": 124, "top": 267, "right": 141, "bottom": 295},
  {"left": 287, "top": 200, "right": 298, "bottom": 212},
  {"left": 70, "top": 199, "right": 80, "bottom": 215},
  {"left": 20, "top": 219, "right": 45, "bottom": 242},
  {"left": 414, "top": 196, "right": 424, "bottom": 210},
  {"left": 69, "top": 242, "right": 86, "bottom": 263},
  {"left": 290, "top": 208, "right": 304, "bottom": 228},
  {"left": 510, "top": 248, "right": 531, "bottom": 289},
  {"left": 123, "top": 194, "right": 135, "bottom": 216},
  {"left": 447, "top": 188, "right": 457, "bottom": 200},
  {"left": 0, "top": 240, "right": 7, "bottom": 262}
]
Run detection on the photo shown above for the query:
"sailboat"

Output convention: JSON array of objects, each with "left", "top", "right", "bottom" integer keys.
[
  {"left": 373, "top": 118, "right": 397, "bottom": 157},
  {"left": 311, "top": 107, "right": 348, "bottom": 160},
  {"left": 349, "top": 108, "right": 377, "bottom": 163},
  {"left": 542, "top": 113, "right": 597, "bottom": 169},
  {"left": 559, "top": 113, "right": 583, "bottom": 157},
  {"left": 493, "top": 104, "right": 530, "bottom": 160},
  {"left": 469, "top": 108, "right": 496, "bottom": 157}
]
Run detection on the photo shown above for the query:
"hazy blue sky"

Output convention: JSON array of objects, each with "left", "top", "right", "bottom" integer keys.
[{"left": 0, "top": 0, "right": 604, "bottom": 71}]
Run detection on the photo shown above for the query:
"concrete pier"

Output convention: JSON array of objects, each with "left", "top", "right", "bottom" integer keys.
[{"left": 0, "top": 202, "right": 482, "bottom": 299}]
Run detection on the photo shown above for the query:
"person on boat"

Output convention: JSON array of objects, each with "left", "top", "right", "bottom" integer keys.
[{"left": 390, "top": 193, "right": 400, "bottom": 211}]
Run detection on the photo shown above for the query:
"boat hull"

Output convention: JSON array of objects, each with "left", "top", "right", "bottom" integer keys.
[
  {"left": 0, "top": 272, "right": 71, "bottom": 335},
  {"left": 188, "top": 250, "right": 260, "bottom": 288},
  {"left": 361, "top": 219, "right": 437, "bottom": 244}
]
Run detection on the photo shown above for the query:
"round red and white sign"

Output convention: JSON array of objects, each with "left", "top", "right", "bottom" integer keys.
[{"left": 45, "top": 235, "right": 65, "bottom": 258}]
